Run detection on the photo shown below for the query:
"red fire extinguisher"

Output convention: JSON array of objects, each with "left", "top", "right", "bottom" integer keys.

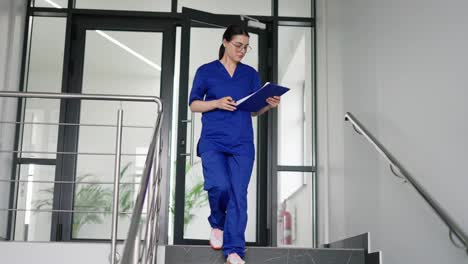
[{"left": 281, "top": 207, "right": 292, "bottom": 245}]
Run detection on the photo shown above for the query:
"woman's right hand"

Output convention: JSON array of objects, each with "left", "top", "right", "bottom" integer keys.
[{"left": 215, "top": 96, "right": 237, "bottom": 111}]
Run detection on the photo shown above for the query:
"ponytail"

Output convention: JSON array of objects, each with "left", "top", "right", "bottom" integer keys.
[
  {"left": 219, "top": 25, "right": 249, "bottom": 60},
  {"left": 218, "top": 44, "right": 225, "bottom": 60}
]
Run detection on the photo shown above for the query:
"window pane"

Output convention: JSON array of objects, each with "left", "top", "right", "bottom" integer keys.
[
  {"left": 73, "top": 30, "right": 162, "bottom": 239},
  {"left": 178, "top": 0, "right": 271, "bottom": 16},
  {"left": 0, "top": 131, "right": 14, "bottom": 238},
  {"left": 277, "top": 171, "right": 313, "bottom": 247},
  {"left": 279, "top": 0, "right": 313, "bottom": 17},
  {"left": 13, "top": 164, "right": 55, "bottom": 241},
  {"left": 75, "top": 0, "right": 171, "bottom": 12},
  {"left": 32, "top": 0, "right": 68, "bottom": 8},
  {"left": 277, "top": 26, "right": 313, "bottom": 166},
  {"left": 21, "top": 17, "right": 66, "bottom": 159}
]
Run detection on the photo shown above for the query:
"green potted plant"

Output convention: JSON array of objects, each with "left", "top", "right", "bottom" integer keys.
[
  {"left": 33, "top": 162, "right": 136, "bottom": 237},
  {"left": 170, "top": 160, "right": 208, "bottom": 231}
]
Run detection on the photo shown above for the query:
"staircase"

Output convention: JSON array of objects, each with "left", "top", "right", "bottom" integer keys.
[{"left": 164, "top": 233, "right": 381, "bottom": 264}]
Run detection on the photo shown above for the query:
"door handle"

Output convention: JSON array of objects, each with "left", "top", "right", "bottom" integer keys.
[{"left": 179, "top": 114, "right": 195, "bottom": 165}]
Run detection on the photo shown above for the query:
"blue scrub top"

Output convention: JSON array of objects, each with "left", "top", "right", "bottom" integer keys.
[{"left": 189, "top": 60, "right": 262, "bottom": 159}]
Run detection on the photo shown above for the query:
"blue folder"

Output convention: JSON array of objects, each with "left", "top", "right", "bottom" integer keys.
[{"left": 236, "top": 82, "right": 290, "bottom": 112}]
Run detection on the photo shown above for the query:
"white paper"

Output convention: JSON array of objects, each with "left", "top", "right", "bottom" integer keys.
[{"left": 236, "top": 82, "right": 270, "bottom": 105}]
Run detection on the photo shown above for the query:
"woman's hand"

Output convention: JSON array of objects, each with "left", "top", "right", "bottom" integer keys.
[
  {"left": 252, "top": 96, "right": 282, "bottom": 116},
  {"left": 215, "top": 96, "right": 237, "bottom": 111},
  {"left": 266, "top": 96, "right": 281, "bottom": 108}
]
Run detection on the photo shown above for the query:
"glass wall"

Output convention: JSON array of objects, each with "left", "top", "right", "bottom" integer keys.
[
  {"left": 74, "top": 30, "right": 162, "bottom": 239},
  {"left": 9, "top": 16, "right": 66, "bottom": 241},
  {"left": 21, "top": 17, "right": 66, "bottom": 159},
  {"left": 178, "top": 0, "right": 271, "bottom": 15},
  {"left": 32, "top": 0, "right": 171, "bottom": 12},
  {"left": 278, "top": 26, "right": 313, "bottom": 167},
  {"left": 279, "top": 0, "right": 313, "bottom": 17},
  {"left": 276, "top": 26, "right": 314, "bottom": 247},
  {"left": 76, "top": 0, "right": 171, "bottom": 12},
  {"left": 32, "top": 0, "right": 68, "bottom": 8},
  {"left": 14, "top": 165, "right": 55, "bottom": 241},
  {"left": 9, "top": 0, "right": 316, "bottom": 244}
]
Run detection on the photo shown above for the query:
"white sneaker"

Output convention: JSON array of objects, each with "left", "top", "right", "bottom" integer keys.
[
  {"left": 226, "top": 253, "right": 245, "bottom": 264},
  {"left": 209, "top": 228, "right": 223, "bottom": 250}
]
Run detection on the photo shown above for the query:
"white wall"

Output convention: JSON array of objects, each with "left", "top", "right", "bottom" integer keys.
[
  {"left": 0, "top": 241, "right": 130, "bottom": 264},
  {"left": 317, "top": 0, "right": 468, "bottom": 263},
  {"left": 0, "top": 0, "right": 27, "bottom": 239},
  {"left": 0, "top": 241, "right": 166, "bottom": 264}
]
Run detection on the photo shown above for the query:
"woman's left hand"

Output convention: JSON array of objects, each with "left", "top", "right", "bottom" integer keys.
[{"left": 266, "top": 96, "right": 281, "bottom": 108}]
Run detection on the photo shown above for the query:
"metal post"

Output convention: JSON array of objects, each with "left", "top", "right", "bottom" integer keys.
[
  {"left": 151, "top": 137, "right": 162, "bottom": 264},
  {"left": 111, "top": 109, "right": 124, "bottom": 264},
  {"left": 146, "top": 135, "right": 162, "bottom": 264},
  {"left": 143, "top": 134, "right": 161, "bottom": 262},
  {"left": 133, "top": 224, "right": 142, "bottom": 264},
  {"left": 142, "top": 150, "right": 156, "bottom": 262}
]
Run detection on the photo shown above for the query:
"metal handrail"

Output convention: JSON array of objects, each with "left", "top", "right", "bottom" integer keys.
[
  {"left": 0, "top": 150, "right": 149, "bottom": 156},
  {"left": 0, "top": 208, "right": 143, "bottom": 215},
  {"left": 344, "top": 112, "right": 468, "bottom": 254},
  {"left": 121, "top": 113, "right": 163, "bottom": 263},
  {"left": 0, "top": 91, "right": 162, "bottom": 112},
  {"left": 0, "top": 179, "right": 143, "bottom": 185},
  {"left": 0, "top": 120, "right": 153, "bottom": 129},
  {"left": 0, "top": 91, "right": 164, "bottom": 263}
]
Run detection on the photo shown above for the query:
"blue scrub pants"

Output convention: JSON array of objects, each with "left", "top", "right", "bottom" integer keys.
[{"left": 200, "top": 151, "right": 254, "bottom": 258}]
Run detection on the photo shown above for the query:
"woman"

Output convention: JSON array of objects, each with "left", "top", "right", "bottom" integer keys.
[{"left": 189, "top": 25, "right": 280, "bottom": 264}]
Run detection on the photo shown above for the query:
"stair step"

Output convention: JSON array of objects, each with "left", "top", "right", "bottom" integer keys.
[{"left": 165, "top": 245, "right": 366, "bottom": 264}]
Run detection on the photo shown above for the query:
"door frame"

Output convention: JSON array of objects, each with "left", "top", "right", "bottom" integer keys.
[
  {"left": 173, "top": 8, "right": 273, "bottom": 246},
  {"left": 51, "top": 14, "right": 177, "bottom": 241}
]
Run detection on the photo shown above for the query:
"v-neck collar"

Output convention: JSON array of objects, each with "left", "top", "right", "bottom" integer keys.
[{"left": 217, "top": 60, "right": 240, "bottom": 79}]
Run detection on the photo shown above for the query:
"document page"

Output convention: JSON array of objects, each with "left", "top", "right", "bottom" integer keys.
[{"left": 236, "top": 82, "right": 270, "bottom": 105}]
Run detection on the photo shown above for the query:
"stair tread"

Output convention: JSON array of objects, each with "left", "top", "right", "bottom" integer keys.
[
  {"left": 167, "top": 244, "right": 365, "bottom": 251},
  {"left": 165, "top": 245, "right": 366, "bottom": 264}
]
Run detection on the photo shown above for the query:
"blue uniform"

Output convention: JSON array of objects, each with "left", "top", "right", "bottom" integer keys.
[{"left": 189, "top": 60, "right": 261, "bottom": 258}]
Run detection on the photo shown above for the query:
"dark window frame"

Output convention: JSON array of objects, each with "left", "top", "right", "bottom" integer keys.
[{"left": 9, "top": 0, "right": 316, "bottom": 246}]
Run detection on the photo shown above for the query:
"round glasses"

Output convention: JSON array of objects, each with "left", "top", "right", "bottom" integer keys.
[{"left": 229, "top": 41, "right": 253, "bottom": 53}]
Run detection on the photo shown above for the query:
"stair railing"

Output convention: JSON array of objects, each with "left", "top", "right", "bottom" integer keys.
[
  {"left": 345, "top": 112, "right": 468, "bottom": 255},
  {"left": 0, "top": 91, "right": 164, "bottom": 263}
]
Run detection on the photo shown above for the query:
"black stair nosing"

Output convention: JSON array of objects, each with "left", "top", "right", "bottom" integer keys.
[
  {"left": 365, "top": 251, "right": 382, "bottom": 264},
  {"left": 166, "top": 245, "right": 366, "bottom": 251},
  {"left": 323, "top": 232, "right": 370, "bottom": 251}
]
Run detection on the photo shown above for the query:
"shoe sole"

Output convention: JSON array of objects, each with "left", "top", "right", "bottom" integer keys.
[
  {"left": 225, "top": 260, "right": 245, "bottom": 264},
  {"left": 209, "top": 240, "right": 222, "bottom": 250}
]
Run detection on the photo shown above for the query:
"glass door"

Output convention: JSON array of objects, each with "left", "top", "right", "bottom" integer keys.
[
  {"left": 51, "top": 15, "right": 176, "bottom": 241},
  {"left": 173, "top": 8, "right": 270, "bottom": 246}
]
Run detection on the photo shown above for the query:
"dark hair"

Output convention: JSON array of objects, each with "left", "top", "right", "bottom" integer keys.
[{"left": 219, "top": 25, "right": 250, "bottom": 60}]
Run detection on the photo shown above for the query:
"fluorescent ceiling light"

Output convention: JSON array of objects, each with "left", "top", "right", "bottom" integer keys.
[{"left": 43, "top": 0, "right": 162, "bottom": 72}]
